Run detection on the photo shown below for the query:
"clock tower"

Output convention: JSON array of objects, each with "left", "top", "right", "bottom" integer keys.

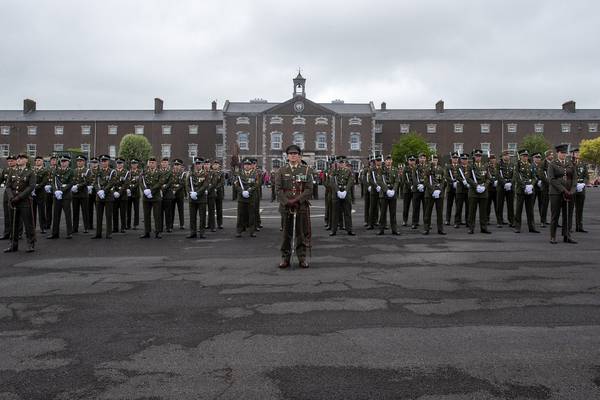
[{"left": 293, "top": 70, "right": 306, "bottom": 97}]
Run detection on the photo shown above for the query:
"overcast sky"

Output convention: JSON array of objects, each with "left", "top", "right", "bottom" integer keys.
[{"left": 1, "top": 0, "right": 599, "bottom": 111}]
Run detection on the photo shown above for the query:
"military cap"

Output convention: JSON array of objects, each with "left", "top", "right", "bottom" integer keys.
[
  {"left": 203, "top": 158, "right": 211, "bottom": 163},
  {"left": 251, "top": 158, "right": 258, "bottom": 163},
  {"left": 34, "top": 155, "right": 44, "bottom": 160},
  {"left": 17, "top": 153, "right": 28, "bottom": 159},
  {"left": 90, "top": 157, "right": 99, "bottom": 163},
  {"left": 385, "top": 154, "right": 393, "bottom": 160},
  {"left": 242, "top": 157, "right": 253, "bottom": 164},
  {"left": 518, "top": 149, "right": 529, "bottom": 156},
  {"left": 173, "top": 159, "right": 183, "bottom": 165},
  {"left": 194, "top": 157, "right": 204, "bottom": 164},
  {"left": 161, "top": 157, "right": 170, "bottom": 162},
  {"left": 147, "top": 156, "right": 157, "bottom": 162},
  {"left": 285, "top": 144, "right": 302, "bottom": 154},
  {"left": 49, "top": 155, "right": 57, "bottom": 160},
  {"left": 212, "top": 159, "right": 221, "bottom": 164},
  {"left": 60, "top": 155, "right": 71, "bottom": 162},
  {"left": 502, "top": 149, "right": 512, "bottom": 155},
  {"left": 76, "top": 155, "right": 87, "bottom": 161},
  {"left": 489, "top": 154, "right": 497, "bottom": 160},
  {"left": 116, "top": 158, "right": 125, "bottom": 164},
  {"left": 418, "top": 152, "right": 426, "bottom": 158},
  {"left": 473, "top": 149, "right": 483, "bottom": 156},
  {"left": 460, "top": 154, "right": 469, "bottom": 160},
  {"left": 6, "top": 154, "right": 16, "bottom": 160},
  {"left": 451, "top": 152, "right": 459, "bottom": 159},
  {"left": 407, "top": 155, "right": 416, "bottom": 161},
  {"left": 431, "top": 154, "right": 439, "bottom": 159},
  {"left": 100, "top": 155, "right": 111, "bottom": 161},
  {"left": 570, "top": 148, "right": 579, "bottom": 153},
  {"left": 374, "top": 155, "right": 383, "bottom": 161},
  {"left": 532, "top": 153, "right": 542, "bottom": 159},
  {"left": 555, "top": 144, "right": 569, "bottom": 153},
  {"left": 544, "top": 150, "right": 553, "bottom": 157},
  {"left": 130, "top": 159, "right": 139, "bottom": 164}
]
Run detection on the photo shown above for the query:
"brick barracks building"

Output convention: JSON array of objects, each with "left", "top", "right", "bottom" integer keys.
[{"left": 1, "top": 73, "right": 599, "bottom": 169}]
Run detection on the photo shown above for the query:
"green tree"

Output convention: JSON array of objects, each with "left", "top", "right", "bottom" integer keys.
[
  {"left": 118, "top": 134, "right": 153, "bottom": 164},
  {"left": 580, "top": 136, "right": 600, "bottom": 166},
  {"left": 520, "top": 133, "right": 550, "bottom": 156},
  {"left": 391, "top": 132, "right": 431, "bottom": 165}
]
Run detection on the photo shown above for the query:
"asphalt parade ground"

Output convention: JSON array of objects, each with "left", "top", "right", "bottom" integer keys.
[{"left": 1, "top": 187, "right": 599, "bottom": 399}]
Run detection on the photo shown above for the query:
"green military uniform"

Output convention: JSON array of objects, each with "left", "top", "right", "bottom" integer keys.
[
  {"left": 531, "top": 154, "right": 544, "bottom": 225},
  {"left": 466, "top": 151, "right": 491, "bottom": 234},
  {"left": 571, "top": 153, "right": 589, "bottom": 233},
  {"left": 486, "top": 157, "right": 500, "bottom": 225},
  {"left": 160, "top": 163, "right": 174, "bottom": 233},
  {"left": 324, "top": 164, "right": 335, "bottom": 229},
  {"left": 44, "top": 158, "right": 58, "bottom": 231},
  {"left": 401, "top": 160, "right": 415, "bottom": 226},
  {"left": 140, "top": 160, "right": 164, "bottom": 238},
  {"left": 512, "top": 151, "right": 539, "bottom": 233},
  {"left": 1, "top": 158, "right": 17, "bottom": 239},
  {"left": 445, "top": 154, "right": 460, "bottom": 225},
  {"left": 377, "top": 158, "right": 400, "bottom": 235},
  {"left": 252, "top": 163, "right": 263, "bottom": 230},
  {"left": 329, "top": 159, "right": 355, "bottom": 236},
  {"left": 548, "top": 145, "right": 578, "bottom": 243},
  {"left": 367, "top": 158, "right": 383, "bottom": 229},
  {"left": 215, "top": 164, "right": 225, "bottom": 229},
  {"left": 71, "top": 158, "right": 92, "bottom": 233},
  {"left": 359, "top": 164, "right": 371, "bottom": 226},
  {"left": 32, "top": 161, "right": 51, "bottom": 233},
  {"left": 87, "top": 160, "right": 99, "bottom": 230},
  {"left": 538, "top": 153, "right": 552, "bottom": 226},
  {"left": 112, "top": 161, "right": 129, "bottom": 233},
  {"left": 456, "top": 156, "right": 471, "bottom": 228},
  {"left": 171, "top": 161, "right": 187, "bottom": 230},
  {"left": 93, "top": 158, "right": 117, "bottom": 239},
  {"left": 3, "top": 156, "right": 36, "bottom": 253},
  {"left": 126, "top": 162, "right": 141, "bottom": 229},
  {"left": 49, "top": 158, "right": 74, "bottom": 239},
  {"left": 411, "top": 159, "right": 428, "bottom": 228},
  {"left": 186, "top": 158, "right": 210, "bottom": 238},
  {"left": 234, "top": 159, "right": 259, "bottom": 237},
  {"left": 496, "top": 154, "right": 515, "bottom": 227},
  {"left": 423, "top": 160, "right": 446, "bottom": 235}
]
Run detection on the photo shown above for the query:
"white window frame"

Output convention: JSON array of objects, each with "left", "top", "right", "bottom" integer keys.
[
  {"left": 216, "top": 126, "right": 225, "bottom": 135},
  {"left": 349, "top": 117, "right": 362, "bottom": 126},
  {"left": 293, "top": 132, "right": 305, "bottom": 150},
  {"left": 108, "top": 145, "right": 117, "bottom": 158},
  {"left": 588, "top": 123, "right": 598, "bottom": 133},
  {"left": 315, "top": 116, "right": 329, "bottom": 125},
  {"left": 270, "top": 132, "right": 283, "bottom": 150},
  {"left": 270, "top": 116, "right": 283, "bottom": 125},
  {"left": 480, "top": 143, "right": 491, "bottom": 154},
  {"left": 427, "top": 123, "right": 437, "bottom": 134},
  {"left": 215, "top": 144, "right": 224, "bottom": 158},
  {"left": 162, "top": 125, "right": 172, "bottom": 135},
  {"left": 480, "top": 123, "right": 491, "bottom": 134},
  {"left": 80, "top": 143, "right": 91, "bottom": 159},
  {"left": 292, "top": 116, "right": 306, "bottom": 125},
  {"left": 0, "top": 144, "right": 9, "bottom": 157},
  {"left": 108, "top": 125, "right": 118, "bottom": 135},
  {"left": 236, "top": 116, "right": 250, "bottom": 125},
  {"left": 0, "top": 126, "right": 10, "bottom": 136},
  {"left": 27, "top": 126, "right": 37, "bottom": 136},
  {"left": 427, "top": 143, "right": 437, "bottom": 152},
  {"left": 81, "top": 125, "right": 91, "bottom": 135},
  {"left": 561, "top": 123, "right": 571, "bottom": 133},
  {"left": 400, "top": 124, "right": 410, "bottom": 134},
  {"left": 237, "top": 132, "right": 249, "bottom": 150},
  {"left": 349, "top": 159, "right": 361, "bottom": 171},
  {"left": 188, "top": 125, "right": 198, "bottom": 135},
  {"left": 27, "top": 143, "right": 37, "bottom": 157},
  {"left": 188, "top": 143, "right": 198, "bottom": 158},
  {"left": 507, "top": 142, "right": 518, "bottom": 155},
  {"left": 161, "top": 144, "right": 171, "bottom": 158},
  {"left": 55, "top": 126, "right": 64, "bottom": 136},
  {"left": 507, "top": 123, "right": 517, "bottom": 133},
  {"left": 534, "top": 123, "right": 544, "bottom": 133},
  {"left": 350, "top": 133, "right": 361, "bottom": 151},
  {"left": 315, "top": 159, "right": 326, "bottom": 171},
  {"left": 315, "top": 132, "right": 327, "bottom": 150},
  {"left": 453, "top": 123, "right": 464, "bottom": 133},
  {"left": 453, "top": 143, "right": 464, "bottom": 154},
  {"left": 135, "top": 125, "right": 145, "bottom": 135},
  {"left": 53, "top": 143, "right": 64, "bottom": 152}
]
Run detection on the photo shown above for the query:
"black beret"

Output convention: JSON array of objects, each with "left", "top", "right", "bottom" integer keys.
[{"left": 285, "top": 144, "right": 302, "bottom": 154}]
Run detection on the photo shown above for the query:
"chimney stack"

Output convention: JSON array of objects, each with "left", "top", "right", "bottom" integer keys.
[
  {"left": 154, "top": 98, "right": 164, "bottom": 114},
  {"left": 562, "top": 100, "right": 576, "bottom": 113},
  {"left": 23, "top": 99, "right": 36, "bottom": 114},
  {"left": 435, "top": 100, "right": 444, "bottom": 113},
  {"left": 212, "top": 100, "right": 217, "bottom": 111},
  {"left": 380, "top": 102, "right": 387, "bottom": 111}
]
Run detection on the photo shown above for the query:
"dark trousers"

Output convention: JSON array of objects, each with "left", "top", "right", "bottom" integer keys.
[
  {"left": 497, "top": 188, "right": 514, "bottom": 225},
  {"left": 402, "top": 191, "right": 412, "bottom": 224},
  {"left": 533, "top": 188, "right": 543, "bottom": 222},
  {"left": 189, "top": 201, "right": 207, "bottom": 235},
  {"left": 514, "top": 193, "right": 535, "bottom": 231},
  {"left": 454, "top": 193, "right": 467, "bottom": 224},
  {"left": 236, "top": 200, "right": 255, "bottom": 233},
  {"left": 368, "top": 193, "right": 380, "bottom": 227},
  {"left": 379, "top": 196, "right": 397, "bottom": 232},
  {"left": 112, "top": 198, "right": 126, "bottom": 232},
  {"left": 216, "top": 196, "right": 223, "bottom": 228},
  {"left": 127, "top": 196, "right": 140, "bottom": 228},
  {"left": 207, "top": 197, "right": 216, "bottom": 229},
  {"left": 88, "top": 193, "right": 96, "bottom": 229},
  {"left": 72, "top": 195, "right": 89, "bottom": 232},
  {"left": 445, "top": 189, "right": 456, "bottom": 224},
  {"left": 325, "top": 193, "right": 332, "bottom": 226},
  {"left": 3, "top": 193, "right": 10, "bottom": 235},
  {"left": 52, "top": 198, "right": 73, "bottom": 237},
  {"left": 171, "top": 196, "right": 185, "bottom": 228},
  {"left": 332, "top": 198, "right": 353, "bottom": 234},
  {"left": 424, "top": 196, "right": 444, "bottom": 232},
  {"left": 44, "top": 193, "right": 53, "bottom": 230},
  {"left": 8, "top": 204, "right": 35, "bottom": 249},
  {"left": 32, "top": 192, "right": 47, "bottom": 231},
  {"left": 412, "top": 191, "right": 425, "bottom": 226},
  {"left": 569, "top": 191, "right": 586, "bottom": 231},
  {"left": 280, "top": 209, "right": 309, "bottom": 260},
  {"left": 486, "top": 189, "right": 499, "bottom": 224},
  {"left": 468, "top": 195, "right": 488, "bottom": 231},
  {"left": 95, "top": 200, "right": 113, "bottom": 238},
  {"left": 550, "top": 194, "right": 572, "bottom": 239},
  {"left": 540, "top": 189, "right": 549, "bottom": 224},
  {"left": 254, "top": 195, "right": 261, "bottom": 227},
  {"left": 363, "top": 190, "right": 370, "bottom": 224},
  {"left": 143, "top": 200, "right": 161, "bottom": 234},
  {"left": 271, "top": 185, "right": 276, "bottom": 202},
  {"left": 161, "top": 199, "right": 173, "bottom": 231}
]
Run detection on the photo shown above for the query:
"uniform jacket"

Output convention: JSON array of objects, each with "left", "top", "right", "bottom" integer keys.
[
  {"left": 51, "top": 167, "right": 74, "bottom": 200},
  {"left": 277, "top": 163, "right": 314, "bottom": 211},
  {"left": 548, "top": 159, "right": 577, "bottom": 196},
  {"left": 466, "top": 162, "right": 489, "bottom": 198},
  {"left": 5, "top": 166, "right": 35, "bottom": 208},
  {"left": 513, "top": 160, "right": 537, "bottom": 194},
  {"left": 94, "top": 167, "right": 117, "bottom": 202},
  {"left": 425, "top": 164, "right": 445, "bottom": 198}
]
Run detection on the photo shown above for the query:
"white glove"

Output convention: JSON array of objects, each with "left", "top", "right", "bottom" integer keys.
[
  {"left": 376, "top": 186, "right": 381, "bottom": 192},
  {"left": 367, "top": 186, "right": 371, "bottom": 192},
  {"left": 54, "top": 190, "right": 63, "bottom": 200},
  {"left": 71, "top": 185, "right": 78, "bottom": 193},
  {"left": 143, "top": 188, "right": 152, "bottom": 198},
  {"left": 87, "top": 185, "right": 93, "bottom": 194},
  {"left": 433, "top": 189, "right": 441, "bottom": 199},
  {"left": 205, "top": 190, "right": 208, "bottom": 195},
  {"left": 537, "top": 181, "right": 542, "bottom": 188},
  {"left": 493, "top": 180, "right": 498, "bottom": 187},
  {"left": 242, "top": 190, "right": 250, "bottom": 198},
  {"left": 97, "top": 190, "right": 105, "bottom": 199},
  {"left": 417, "top": 184, "right": 424, "bottom": 192},
  {"left": 504, "top": 182, "right": 512, "bottom": 191},
  {"left": 452, "top": 181, "right": 457, "bottom": 189},
  {"left": 525, "top": 184, "right": 534, "bottom": 195},
  {"left": 127, "top": 189, "right": 132, "bottom": 197},
  {"left": 190, "top": 191, "right": 198, "bottom": 200},
  {"left": 476, "top": 185, "right": 486, "bottom": 194},
  {"left": 113, "top": 191, "right": 120, "bottom": 199},
  {"left": 462, "top": 180, "right": 468, "bottom": 187},
  {"left": 386, "top": 189, "right": 395, "bottom": 198},
  {"left": 576, "top": 182, "right": 585, "bottom": 192},
  {"left": 44, "top": 185, "right": 52, "bottom": 193},
  {"left": 31, "top": 190, "right": 36, "bottom": 197},
  {"left": 337, "top": 190, "right": 347, "bottom": 199}
]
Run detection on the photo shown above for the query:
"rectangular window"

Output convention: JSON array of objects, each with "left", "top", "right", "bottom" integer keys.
[
  {"left": 316, "top": 133, "right": 327, "bottom": 150},
  {"left": 81, "top": 125, "right": 91, "bottom": 135},
  {"left": 108, "top": 145, "right": 117, "bottom": 158},
  {"left": 188, "top": 125, "right": 198, "bottom": 135},
  {"left": 188, "top": 143, "right": 198, "bottom": 158},
  {"left": 55, "top": 126, "right": 64, "bottom": 135},
  {"left": 400, "top": 124, "right": 410, "bottom": 134},
  {"left": 534, "top": 123, "right": 544, "bottom": 133},
  {"left": 427, "top": 142, "right": 437, "bottom": 152},
  {"left": 215, "top": 144, "right": 224, "bottom": 158},
  {"left": 0, "top": 144, "right": 9, "bottom": 157},
  {"left": 453, "top": 143, "right": 464, "bottom": 154},
  {"left": 53, "top": 143, "right": 64, "bottom": 152},
  {"left": 108, "top": 125, "right": 118, "bottom": 135},
  {"left": 374, "top": 124, "right": 382, "bottom": 133},
  {"left": 480, "top": 123, "right": 490, "bottom": 134},
  {"left": 454, "top": 123, "right": 464, "bottom": 133},
  {"left": 350, "top": 134, "right": 361, "bottom": 151},
  {"left": 238, "top": 133, "right": 249, "bottom": 150},
  {"left": 135, "top": 125, "right": 144, "bottom": 135},
  {"left": 27, "top": 144, "right": 37, "bottom": 157},
  {"left": 81, "top": 143, "right": 91, "bottom": 158},
  {"left": 507, "top": 142, "right": 518, "bottom": 155},
  {"left": 293, "top": 133, "right": 305, "bottom": 150},
  {"left": 0, "top": 126, "right": 10, "bottom": 136},
  {"left": 271, "top": 133, "right": 282, "bottom": 150},
  {"left": 561, "top": 123, "right": 571, "bottom": 133},
  {"left": 427, "top": 123, "right": 437, "bottom": 134},
  {"left": 161, "top": 144, "right": 171, "bottom": 158},
  {"left": 28, "top": 126, "right": 37, "bottom": 135},
  {"left": 507, "top": 123, "right": 517, "bottom": 133},
  {"left": 162, "top": 125, "right": 172, "bottom": 135},
  {"left": 589, "top": 123, "right": 598, "bottom": 133},
  {"left": 480, "top": 143, "right": 491, "bottom": 154}
]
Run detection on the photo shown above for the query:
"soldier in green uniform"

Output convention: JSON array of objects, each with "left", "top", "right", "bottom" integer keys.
[
  {"left": 214, "top": 160, "right": 225, "bottom": 229},
  {"left": 423, "top": 154, "right": 446, "bottom": 235},
  {"left": 251, "top": 158, "right": 263, "bottom": 231},
  {"left": 32, "top": 156, "right": 50, "bottom": 234},
  {"left": 324, "top": 158, "right": 335, "bottom": 230},
  {"left": 367, "top": 155, "right": 383, "bottom": 230},
  {"left": 411, "top": 153, "right": 428, "bottom": 229},
  {"left": 457, "top": 154, "right": 471, "bottom": 228},
  {"left": 270, "top": 165, "right": 280, "bottom": 202},
  {"left": 496, "top": 150, "right": 515, "bottom": 227},
  {"left": 126, "top": 159, "right": 141, "bottom": 230},
  {"left": 278, "top": 145, "right": 313, "bottom": 269},
  {"left": 486, "top": 154, "right": 500, "bottom": 225},
  {"left": 92, "top": 155, "right": 117, "bottom": 239},
  {"left": 538, "top": 150, "right": 554, "bottom": 227},
  {"left": 377, "top": 154, "right": 399, "bottom": 235},
  {"left": 329, "top": 157, "right": 355, "bottom": 236},
  {"left": 360, "top": 161, "right": 370, "bottom": 227},
  {"left": 466, "top": 149, "right": 491, "bottom": 234},
  {"left": 445, "top": 152, "right": 460, "bottom": 226},
  {"left": 71, "top": 155, "right": 92, "bottom": 234},
  {"left": 1, "top": 155, "right": 17, "bottom": 239},
  {"left": 160, "top": 157, "right": 174, "bottom": 233},
  {"left": 111, "top": 158, "right": 128, "bottom": 233},
  {"left": 140, "top": 157, "right": 164, "bottom": 239},
  {"left": 531, "top": 153, "right": 544, "bottom": 226},
  {"left": 570, "top": 148, "right": 589, "bottom": 233},
  {"left": 234, "top": 157, "right": 258, "bottom": 238},
  {"left": 48, "top": 155, "right": 74, "bottom": 239},
  {"left": 548, "top": 144, "right": 577, "bottom": 244},
  {"left": 3, "top": 153, "right": 36, "bottom": 253},
  {"left": 44, "top": 155, "right": 58, "bottom": 231},
  {"left": 513, "top": 150, "right": 540, "bottom": 233},
  {"left": 87, "top": 157, "right": 99, "bottom": 230},
  {"left": 171, "top": 159, "right": 187, "bottom": 230},
  {"left": 186, "top": 157, "right": 210, "bottom": 239},
  {"left": 402, "top": 155, "right": 415, "bottom": 226}
]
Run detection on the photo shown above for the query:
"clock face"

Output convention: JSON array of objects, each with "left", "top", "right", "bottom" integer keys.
[{"left": 294, "top": 101, "right": 305, "bottom": 113}]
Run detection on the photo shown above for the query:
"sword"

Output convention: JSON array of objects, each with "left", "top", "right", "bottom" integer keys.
[{"left": 291, "top": 209, "right": 297, "bottom": 263}]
